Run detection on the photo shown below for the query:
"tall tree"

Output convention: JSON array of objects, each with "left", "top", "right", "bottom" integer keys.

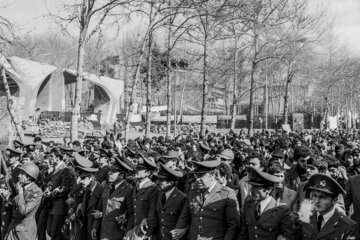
[
  {"left": 51, "top": 0, "right": 131, "bottom": 141},
  {"left": 185, "top": 0, "right": 230, "bottom": 136}
]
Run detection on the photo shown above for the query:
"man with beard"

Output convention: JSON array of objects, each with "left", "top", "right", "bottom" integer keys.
[
  {"left": 267, "top": 164, "right": 298, "bottom": 216},
  {"left": 285, "top": 146, "right": 311, "bottom": 191},
  {"left": 238, "top": 154, "right": 265, "bottom": 214},
  {"left": 299, "top": 174, "right": 358, "bottom": 240},
  {"left": 347, "top": 148, "right": 360, "bottom": 176},
  {"left": 147, "top": 163, "right": 186, "bottom": 240},
  {"left": 173, "top": 159, "right": 239, "bottom": 240},
  {"left": 5, "top": 162, "right": 43, "bottom": 240},
  {"left": 328, "top": 159, "right": 347, "bottom": 189},
  {"left": 239, "top": 166, "right": 295, "bottom": 240},
  {"left": 75, "top": 165, "right": 103, "bottom": 240},
  {"left": 91, "top": 157, "right": 134, "bottom": 240}
]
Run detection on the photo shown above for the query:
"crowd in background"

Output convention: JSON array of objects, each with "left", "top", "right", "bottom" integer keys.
[{"left": 0, "top": 127, "right": 360, "bottom": 240}]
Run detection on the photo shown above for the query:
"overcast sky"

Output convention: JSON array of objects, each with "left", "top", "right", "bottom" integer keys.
[{"left": 1, "top": 0, "right": 360, "bottom": 54}]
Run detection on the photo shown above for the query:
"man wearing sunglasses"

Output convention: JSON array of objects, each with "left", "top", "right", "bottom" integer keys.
[
  {"left": 74, "top": 165, "right": 103, "bottom": 240},
  {"left": 173, "top": 159, "right": 239, "bottom": 240},
  {"left": 239, "top": 166, "right": 295, "bottom": 240},
  {"left": 238, "top": 154, "right": 265, "bottom": 215}
]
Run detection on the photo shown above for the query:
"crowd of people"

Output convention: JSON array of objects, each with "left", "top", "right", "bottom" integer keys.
[{"left": 0, "top": 128, "right": 360, "bottom": 240}]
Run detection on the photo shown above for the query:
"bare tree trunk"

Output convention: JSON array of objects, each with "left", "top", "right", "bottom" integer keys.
[
  {"left": 179, "top": 75, "right": 188, "bottom": 123},
  {"left": 166, "top": 17, "right": 172, "bottom": 138},
  {"left": 1, "top": 67, "right": 24, "bottom": 142},
  {"left": 283, "top": 79, "right": 290, "bottom": 125},
  {"left": 200, "top": 31, "right": 208, "bottom": 137},
  {"left": 125, "top": 33, "right": 149, "bottom": 142},
  {"left": 173, "top": 69, "right": 177, "bottom": 138},
  {"left": 70, "top": 21, "right": 88, "bottom": 141},
  {"left": 123, "top": 63, "right": 128, "bottom": 132},
  {"left": 248, "top": 60, "right": 256, "bottom": 136},
  {"left": 230, "top": 41, "right": 237, "bottom": 130},
  {"left": 145, "top": 32, "right": 152, "bottom": 137}
]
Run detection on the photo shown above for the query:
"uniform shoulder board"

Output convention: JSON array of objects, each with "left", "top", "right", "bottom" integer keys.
[
  {"left": 220, "top": 185, "right": 231, "bottom": 192},
  {"left": 339, "top": 214, "right": 357, "bottom": 226},
  {"left": 177, "top": 189, "right": 187, "bottom": 197}
]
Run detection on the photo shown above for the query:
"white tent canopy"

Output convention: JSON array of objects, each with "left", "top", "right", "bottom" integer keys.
[
  {"left": 63, "top": 68, "right": 124, "bottom": 126},
  {"left": 0, "top": 54, "right": 57, "bottom": 119}
]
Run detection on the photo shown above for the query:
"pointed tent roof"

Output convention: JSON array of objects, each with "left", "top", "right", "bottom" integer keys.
[
  {"left": 0, "top": 54, "right": 57, "bottom": 89},
  {"left": 63, "top": 68, "right": 123, "bottom": 101}
]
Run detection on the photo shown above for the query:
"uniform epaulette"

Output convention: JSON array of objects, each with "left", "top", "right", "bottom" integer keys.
[
  {"left": 220, "top": 185, "right": 232, "bottom": 192},
  {"left": 338, "top": 214, "right": 357, "bottom": 226}
]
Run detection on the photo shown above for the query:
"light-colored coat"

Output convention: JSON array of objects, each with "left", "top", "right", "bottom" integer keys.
[{"left": 5, "top": 182, "right": 43, "bottom": 240}]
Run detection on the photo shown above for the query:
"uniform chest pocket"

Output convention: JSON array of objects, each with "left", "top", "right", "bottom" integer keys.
[
  {"left": 302, "top": 227, "right": 314, "bottom": 240},
  {"left": 165, "top": 209, "right": 177, "bottom": 215},
  {"left": 207, "top": 203, "right": 222, "bottom": 212},
  {"left": 260, "top": 223, "right": 277, "bottom": 232}
]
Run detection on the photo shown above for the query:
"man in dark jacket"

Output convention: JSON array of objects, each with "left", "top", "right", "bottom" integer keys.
[
  {"left": 75, "top": 165, "right": 104, "bottom": 240},
  {"left": 91, "top": 157, "right": 134, "bottom": 240},
  {"left": 239, "top": 166, "right": 295, "bottom": 240},
  {"left": 148, "top": 163, "right": 186, "bottom": 240},
  {"left": 299, "top": 174, "right": 359, "bottom": 240},
  {"left": 46, "top": 148, "right": 72, "bottom": 240},
  {"left": 129, "top": 153, "right": 159, "bottom": 238},
  {"left": 345, "top": 173, "right": 360, "bottom": 228},
  {"left": 285, "top": 146, "right": 311, "bottom": 191}
]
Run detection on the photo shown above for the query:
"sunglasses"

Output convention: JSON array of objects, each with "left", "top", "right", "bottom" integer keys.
[{"left": 193, "top": 172, "right": 208, "bottom": 178}]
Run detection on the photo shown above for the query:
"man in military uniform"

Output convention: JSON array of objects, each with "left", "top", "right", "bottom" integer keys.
[
  {"left": 92, "top": 157, "right": 134, "bottom": 240},
  {"left": 239, "top": 166, "right": 295, "bottom": 240},
  {"left": 148, "top": 163, "right": 186, "bottom": 240},
  {"left": 5, "top": 162, "right": 43, "bottom": 240},
  {"left": 94, "top": 149, "right": 111, "bottom": 184},
  {"left": 174, "top": 159, "right": 239, "bottom": 240},
  {"left": 299, "top": 174, "right": 359, "bottom": 240},
  {"left": 75, "top": 165, "right": 103, "bottom": 240},
  {"left": 128, "top": 153, "right": 159, "bottom": 238}
]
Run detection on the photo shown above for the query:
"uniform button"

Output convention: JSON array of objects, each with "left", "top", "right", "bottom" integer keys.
[
  {"left": 201, "top": 209, "right": 203, "bottom": 211},
  {"left": 162, "top": 219, "right": 164, "bottom": 221},
  {"left": 200, "top": 217, "right": 202, "bottom": 220},
  {"left": 255, "top": 235, "right": 258, "bottom": 238},
  {"left": 254, "top": 226, "right": 257, "bottom": 229}
]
